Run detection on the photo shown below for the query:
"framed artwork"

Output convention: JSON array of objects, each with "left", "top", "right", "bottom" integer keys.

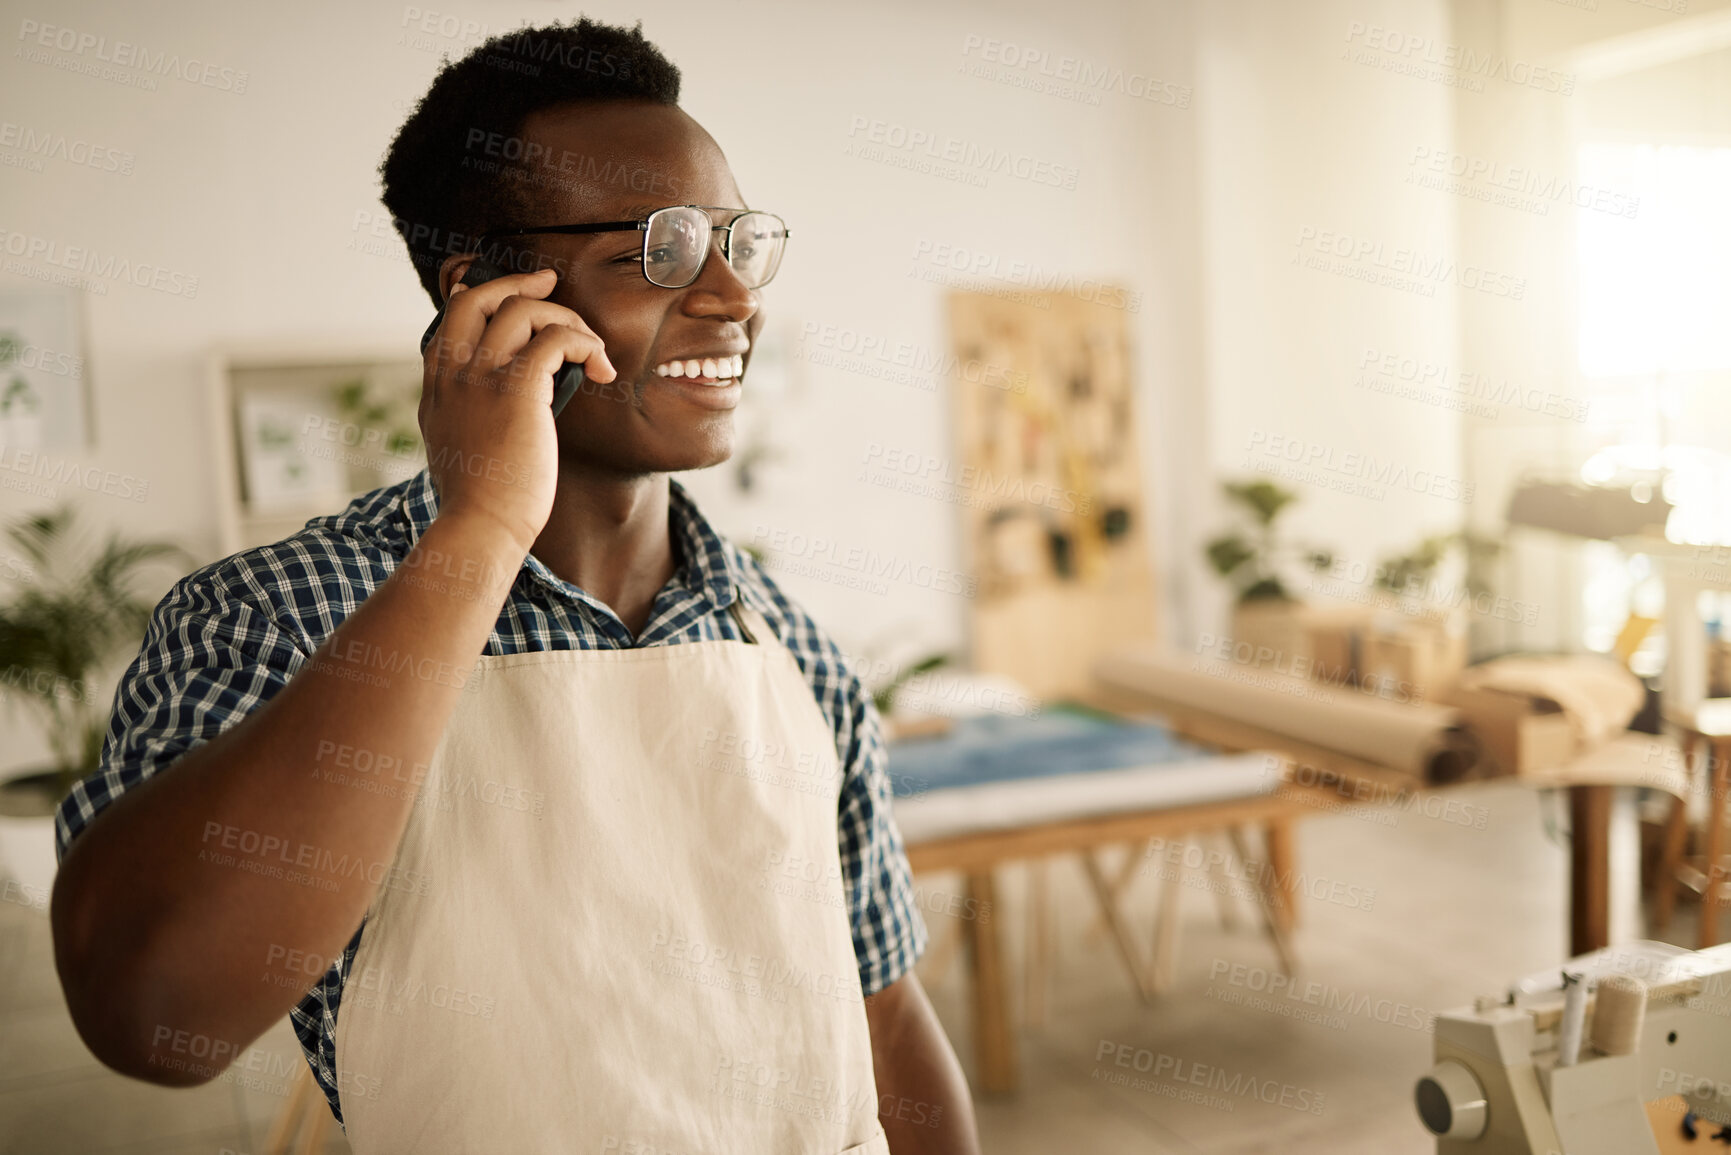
[
  {"left": 235, "top": 390, "right": 351, "bottom": 514},
  {"left": 948, "top": 286, "right": 1157, "bottom": 699},
  {"left": 0, "top": 289, "right": 89, "bottom": 450}
]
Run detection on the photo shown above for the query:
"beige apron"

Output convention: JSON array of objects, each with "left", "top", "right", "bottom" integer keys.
[{"left": 333, "top": 600, "right": 890, "bottom": 1154}]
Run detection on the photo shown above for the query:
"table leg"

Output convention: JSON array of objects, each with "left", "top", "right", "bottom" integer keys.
[
  {"left": 1654, "top": 792, "right": 1688, "bottom": 933},
  {"left": 1701, "top": 739, "right": 1731, "bottom": 949},
  {"left": 1024, "top": 861, "right": 1050, "bottom": 1027},
  {"left": 1264, "top": 820, "right": 1298, "bottom": 932},
  {"left": 1653, "top": 729, "right": 1694, "bottom": 934},
  {"left": 964, "top": 870, "right": 1017, "bottom": 1094},
  {"left": 1081, "top": 850, "right": 1157, "bottom": 1002},
  {"left": 1571, "top": 785, "right": 1612, "bottom": 956}
]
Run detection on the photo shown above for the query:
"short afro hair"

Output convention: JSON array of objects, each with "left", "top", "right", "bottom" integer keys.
[{"left": 380, "top": 18, "right": 681, "bottom": 305}]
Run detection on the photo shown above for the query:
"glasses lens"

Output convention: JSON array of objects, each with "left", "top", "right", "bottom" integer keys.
[
  {"left": 643, "top": 206, "right": 712, "bottom": 288},
  {"left": 727, "top": 212, "right": 787, "bottom": 288}
]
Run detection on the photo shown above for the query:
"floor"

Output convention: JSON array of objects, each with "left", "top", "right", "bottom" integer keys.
[{"left": 0, "top": 778, "right": 1703, "bottom": 1154}]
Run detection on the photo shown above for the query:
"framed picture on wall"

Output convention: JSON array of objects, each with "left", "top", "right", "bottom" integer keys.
[
  {"left": 234, "top": 389, "right": 351, "bottom": 514},
  {"left": 0, "top": 289, "right": 90, "bottom": 450}
]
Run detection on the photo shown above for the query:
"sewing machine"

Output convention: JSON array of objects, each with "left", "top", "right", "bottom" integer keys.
[{"left": 1417, "top": 941, "right": 1731, "bottom": 1153}]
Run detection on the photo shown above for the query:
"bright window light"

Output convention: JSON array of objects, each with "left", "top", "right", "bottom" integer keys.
[{"left": 1577, "top": 143, "right": 1731, "bottom": 376}]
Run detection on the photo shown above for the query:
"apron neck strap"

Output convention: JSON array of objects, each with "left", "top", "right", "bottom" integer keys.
[{"left": 727, "top": 597, "right": 763, "bottom": 645}]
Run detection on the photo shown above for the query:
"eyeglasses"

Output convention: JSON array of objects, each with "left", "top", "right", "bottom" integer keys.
[{"left": 478, "top": 205, "right": 790, "bottom": 290}]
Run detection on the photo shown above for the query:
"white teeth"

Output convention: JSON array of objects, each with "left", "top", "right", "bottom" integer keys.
[{"left": 653, "top": 354, "right": 746, "bottom": 382}]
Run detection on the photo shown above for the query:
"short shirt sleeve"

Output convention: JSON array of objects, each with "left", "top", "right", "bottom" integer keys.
[
  {"left": 55, "top": 569, "right": 308, "bottom": 857},
  {"left": 832, "top": 664, "right": 930, "bottom": 995}
]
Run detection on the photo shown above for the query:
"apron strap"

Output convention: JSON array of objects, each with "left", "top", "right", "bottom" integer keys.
[{"left": 727, "top": 596, "right": 765, "bottom": 645}]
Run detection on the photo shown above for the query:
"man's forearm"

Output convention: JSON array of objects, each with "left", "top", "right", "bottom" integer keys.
[
  {"left": 866, "top": 973, "right": 981, "bottom": 1154},
  {"left": 52, "top": 513, "right": 526, "bottom": 1082}
]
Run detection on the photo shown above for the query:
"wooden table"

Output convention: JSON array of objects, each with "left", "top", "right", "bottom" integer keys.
[
  {"left": 1660, "top": 702, "right": 1731, "bottom": 948},
  {"left": 904, "top": 693, "right": 1685, "bottom": 1094},
  {"left": 904, "top": 779, "right": 1338, "bottom": 1095}
]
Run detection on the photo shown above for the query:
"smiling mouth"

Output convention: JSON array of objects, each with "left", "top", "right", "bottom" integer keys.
[{"left": 653, "top": 354, "right": 744, "bottom": 384}]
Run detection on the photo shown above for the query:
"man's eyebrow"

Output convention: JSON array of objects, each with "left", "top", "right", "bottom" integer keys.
[{"left": 615, "top": 202, "right": 749, "bottom": 219}]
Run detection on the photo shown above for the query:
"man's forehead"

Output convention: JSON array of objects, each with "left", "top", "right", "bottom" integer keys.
[{"left": 515, "top": 103, "right": 739, "bottom": 218}]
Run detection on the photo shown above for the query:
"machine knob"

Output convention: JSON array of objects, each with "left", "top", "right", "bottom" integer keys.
[{"left": 1416, "top": 1060, "right": 1488, "bottom": 1140}]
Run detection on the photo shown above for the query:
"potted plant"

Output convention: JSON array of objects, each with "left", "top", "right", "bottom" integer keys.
[
  {"left": 0, "top": 505, "right": 186, "bottom": 908},
  {"left": 1204, "top": 479, "right": 1334, "bottom": 662}
]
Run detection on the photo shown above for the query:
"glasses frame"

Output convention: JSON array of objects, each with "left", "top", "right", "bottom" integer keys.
[{"left": 477, "top": 205, "right": 790, "bottom": 290}]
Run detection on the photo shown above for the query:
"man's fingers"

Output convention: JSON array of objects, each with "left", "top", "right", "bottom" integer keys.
[
  {"left": 467, "top": 296, "right": 602, "bottom": 377},
  {"left": 505, "top": 327, "right": 612, "bottom": 403},
  {"left": 437, "top": 268, "right": 558, "bottom": 368}
]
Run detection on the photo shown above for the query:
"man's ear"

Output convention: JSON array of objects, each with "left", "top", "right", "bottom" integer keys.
[{"left": 437, "top": 253, "right": 484, "bottom": 303}]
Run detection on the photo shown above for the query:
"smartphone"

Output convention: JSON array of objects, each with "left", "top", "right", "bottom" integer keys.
[{"left": 417, "top": 258, "right": 586, "bottom": 417}]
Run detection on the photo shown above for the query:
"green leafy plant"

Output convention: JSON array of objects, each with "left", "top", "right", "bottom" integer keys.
[
  {"left": 332, "top": 376, "right": 421, "bottom": 458},
  {"left": 1205, "top": 479, "right": 1333, "bottom": 604},
  {"left": 872, "top": 653, "right": 951, "bottom": 717},
  {"left": 1374, "top": 531, "right": 1500, "bottom": 598},
  {"left": 0, "top": 506, "right": 187, "bottom": 801}
]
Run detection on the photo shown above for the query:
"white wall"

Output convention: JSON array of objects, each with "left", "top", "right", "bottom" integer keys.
[
  {"left": 1185, "top": 0, "right": 1464, "bottom": 643},
  {"left": 1, "top": 0, "right": 1486, "bottom": 770}
]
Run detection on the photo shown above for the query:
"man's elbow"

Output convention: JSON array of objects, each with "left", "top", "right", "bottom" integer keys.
[{"left": 51, "top": 874, "right": 225, "bottom": 1087}]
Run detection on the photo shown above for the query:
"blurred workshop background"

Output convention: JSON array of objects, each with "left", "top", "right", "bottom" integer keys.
[{"left": 3, "top": 0, "right": 1731, "bottom": 1152}]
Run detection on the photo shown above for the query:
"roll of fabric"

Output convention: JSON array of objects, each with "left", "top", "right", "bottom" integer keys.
[{"left": 1094, "top": 646, "right": 1480, "bottom": 782}]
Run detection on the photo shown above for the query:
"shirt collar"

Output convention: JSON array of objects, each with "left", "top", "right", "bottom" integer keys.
[{"left": 395, "top": 470, "right": 741, "bottom": 610}]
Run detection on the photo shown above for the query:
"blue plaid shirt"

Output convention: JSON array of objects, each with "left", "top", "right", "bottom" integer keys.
[{"left": 55, "top": 471, "right": 926, "bottom": 1123}]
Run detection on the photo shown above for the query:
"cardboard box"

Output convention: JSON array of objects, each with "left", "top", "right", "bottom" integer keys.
[
  {"left": 1303, "top": 614, "right": 1467, "bottom": 701},
  {"left": 1434, "top": 683, "right": 1577, "bottom": 776},
  {"left": 1229, "top": 601, "right": 1371, "bottom": 684}
]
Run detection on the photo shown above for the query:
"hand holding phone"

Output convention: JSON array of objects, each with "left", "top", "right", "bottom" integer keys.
[
  {"left": 420, "top": 258, "right": 587, "bottom": 416},
  {"left": 417, "top": 265, "right": 616, "bottom": 553}
]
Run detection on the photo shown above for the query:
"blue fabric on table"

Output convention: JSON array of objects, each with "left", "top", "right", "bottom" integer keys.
[{"left": 886, "top": 709, "right": 1216, "bottom": 797}]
